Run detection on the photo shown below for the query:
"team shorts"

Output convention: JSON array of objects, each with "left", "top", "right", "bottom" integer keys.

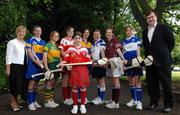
[
  {"left": 106, "top": 57, "right": 124, "bottom": 77},
  {"left": 92, "top": 67, "right": 106, "bottom": 79}
]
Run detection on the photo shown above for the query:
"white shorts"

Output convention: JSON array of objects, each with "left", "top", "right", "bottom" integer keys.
[{"left": 106, "top": 57, "right": 124, "bottom": 77}]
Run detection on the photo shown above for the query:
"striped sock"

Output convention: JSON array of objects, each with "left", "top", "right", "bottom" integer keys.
[{"left": 45, "top": 88, "right": 52, "bottom": 103}]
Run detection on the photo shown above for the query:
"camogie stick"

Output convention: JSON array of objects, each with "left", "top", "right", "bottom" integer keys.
[
  {"left": 32, "top": 61, "right": 93, "bottom": 78},
  {"left": 31, "top": 48, "right": 44, "bottom": 69}
]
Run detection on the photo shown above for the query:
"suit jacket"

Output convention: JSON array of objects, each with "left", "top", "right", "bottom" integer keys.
[{"left": 142, "top": 23, "right": 175, "bottom": 67}]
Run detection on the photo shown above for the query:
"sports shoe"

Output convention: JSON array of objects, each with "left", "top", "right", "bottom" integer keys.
[
  {"left": 136, "top": 101, "right": 143, "bottom": 110},
  {"left": 126, "top": 99, "right": 137, "bottom": 107},
  {"left": 80, "top": 105, "right": 87, "bottom": 114},
  {"left": 78, "top": 98, "right": 90, "bottom": 104},
  {"left": 33, "top": 101, "right": 42, "bottom": 108},
  {"left": 105, "top": 99, "right": 113, "bottom": 104},
  {"left": 44, "top": 100, "right": 57, "bottom": 108},
  {"left": 105, "top": 101, "right": 119, "bottom": 109},
  {"left": 51, "top": 100, "right": 59, "bottom": 107},
  {"left": 71, "top": 105, "right": 78, "bottom": 114},
  {"left": 28, "top": 103, "right": 36, "bottom": 111},
  {"left": 64, "top": 98, "right": 73, "bottom": 105},
  {"left": 91, "top": 97, "right": 104, "bottom": 105}
]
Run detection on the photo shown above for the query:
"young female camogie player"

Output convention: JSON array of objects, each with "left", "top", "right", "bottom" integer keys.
[
  {"left": 43, "top": 31, "right": 61, "bottom": 108},
  {"left": 105, "top": 28, "right": 126, "bottom": 109},
  {"left": 59, "top": 26, "right": 74, "bottom": 105},
  {"left": 26, "top": 25, "right": 46, "bottom": 111},
  {"left": 58, "top": 34, "right": 91, "bottom": 114},
  {"left": 77, "top": 29, "right": 92, "bottom": 104},
  {"left": 121, "top": 25, "right": 143, "bottom": 110},
  {"left": 91, "top": 29, "right": 106, "bottom": 105}
]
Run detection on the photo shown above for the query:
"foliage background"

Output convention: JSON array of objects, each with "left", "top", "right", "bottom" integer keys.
[{"left": 0, "top": 0, "right": 179, "bottom": 91}]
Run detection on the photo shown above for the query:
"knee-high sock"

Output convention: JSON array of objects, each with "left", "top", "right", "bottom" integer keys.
[
  {"left": 50, "top": 88, "right": 54, "bottom": 100},
  {"left": 112, "top": 87, "right": 120, "bottom": 104},
  {"left": 136, "top": 87, "right": 143, "bottom": 102},
  {"left": 45, "top": 88, "right": 52, "bottom": 103},
  {"left": 67, "top": 87, "right": 71, "bottom": 99},
  {"left": 62, "top": 87, "right": 68, "bottom": 100},
  {"left": 72, "top": 91, "right": 78, "bottom": 105},
  {"left": 99, "top": 87, "right": 105, "bottom": 101},
  {"left": 80, "top": 91, "right": 87, "bottom": 105},
  {"left": 27, "top": 90, "right": 34, "bottom": 104},
  {"left": 129, "top": 86, "right": 137, "bottom": 101}
]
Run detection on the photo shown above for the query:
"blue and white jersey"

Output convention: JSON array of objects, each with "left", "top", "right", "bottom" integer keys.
[
  {"left": 121, "top": 35, "right": 142, "bottom": 60},
  {"left": 91, "top": 38, "right": 106, "bottom": 60}
]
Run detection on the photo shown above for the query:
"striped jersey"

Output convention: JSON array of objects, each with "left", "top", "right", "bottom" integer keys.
[
  {"left": 121, "top": 35, "right": 142, "bottom": 60},
  {"left": 44, "top": 42, "right": 60, "bottom": 63}
]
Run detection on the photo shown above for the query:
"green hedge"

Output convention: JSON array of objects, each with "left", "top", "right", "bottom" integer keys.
[{"left": 0, "top": 43, "right": 9, "bottom": 93}]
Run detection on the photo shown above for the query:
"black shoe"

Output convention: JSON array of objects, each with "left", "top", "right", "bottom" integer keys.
[
  {"left": 161, "top": 107, "right": 172, "bottom": 113},
  {"left": 145, "top": 104, "right": 158, "bottom": 110}
]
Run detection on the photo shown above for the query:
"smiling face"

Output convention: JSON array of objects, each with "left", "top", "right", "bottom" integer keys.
[
  {"left": 83, "top": 29, "right": 90, "bottom": 39},
  {"left": 146, "top": 12, "right": 157, "bottom": 26},
  {"left": 50, "top": 32, "right": 59, "bottom": 42},
  {"left": 93, "top": 31, "right": 101, "bottom": 41},
  {"left": 74, "top": 35, "right": 82, "bottom": 46},
  {"left": 33, "top": 27, "right": 42, "bottom": 38},
  {"left": 17, "top": 29, "right": 26, "bottom": 40},
  {"left": 106, "top": 29, "right": 113, "bottom": 40},
  {"left": 125, "top": 27, "right": 134, "bottom": 37},
  {"left": 16, "top": 26, "right": 26, "bottom": 40},
  {"left": 66, "top": 28, "right": 74, "bottom": 37}
]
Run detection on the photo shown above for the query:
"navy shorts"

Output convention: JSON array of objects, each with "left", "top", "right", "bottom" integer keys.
[
  {"left": 124, "top": 67, "right": 143, "bottom": 77},
  {"left": 92, "top": 67, "right": 106, "bottom": 79}
]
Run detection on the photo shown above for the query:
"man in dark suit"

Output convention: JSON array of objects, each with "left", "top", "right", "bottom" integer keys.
[{"left": 142, "top": 10, "right": 175, "bottom": 113}]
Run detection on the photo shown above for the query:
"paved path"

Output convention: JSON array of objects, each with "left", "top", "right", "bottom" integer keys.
[{"left": 0, "top": 78, "right": 180, "bottom": 115}]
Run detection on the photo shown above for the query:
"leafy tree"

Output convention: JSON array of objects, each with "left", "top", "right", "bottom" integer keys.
[{"left": 0, "top": 0, "right": 28, "bottom": 41}]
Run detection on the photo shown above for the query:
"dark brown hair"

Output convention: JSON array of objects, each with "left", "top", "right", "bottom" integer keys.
[{"left": 145, "top": 9, "right": 157, "bottom": 17}]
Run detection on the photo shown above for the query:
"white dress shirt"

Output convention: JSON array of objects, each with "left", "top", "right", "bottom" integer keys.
[
  {"left": 6, "top": 38, "right": 25, "bottom": 65},
  {"left": 148, "top": 22, "right": 157, "bottom": 43}
]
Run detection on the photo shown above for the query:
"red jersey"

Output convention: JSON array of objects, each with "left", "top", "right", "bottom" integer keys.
[
  {"left": 63, "top": 46, "right": 91, "bottom": 87},
  {"left": 59, "top": 37, "right": 74, "bottom": 52},
  {"left": 64, "top": 46, "right": 91, "bottom": 63}
]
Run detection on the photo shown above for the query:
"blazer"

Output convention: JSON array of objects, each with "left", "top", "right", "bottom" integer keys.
[{"left": 142, "top": 23, "right": 175, "bottom": 67}]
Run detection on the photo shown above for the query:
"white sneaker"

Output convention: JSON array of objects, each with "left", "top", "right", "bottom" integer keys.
[
  {"left": 64, "top": 98, "right": 73, "bottom": 105},
  {"left": 34, "top": 101, "right": 42, "bottom": 108},
  {"left": 126, "top": 99, "right": 137, "bottom": 107},
  {"left": 105, "top": 101, "right": 119, "bottom": 109},
  {"left": 105, "top": 99, "right": 113, "bottom": 104},
  {"left": 71, "top": 105, "right": 78, "bottom": 114},
  {"left": 80, "top": 105, "right": 87, "bottom": 114},
  {"left": 44, "top": 100, "right": 57, "bottom": 108},
  {"left": 51, "top": 100, "right": 59, "bottom": 107},
  {"left": 91, "top": 97, "right": 104, "bottom": 105},
  {"left": 136, "top": 101, "right": 143, "bottom": 110},
  {"left": 28, "top": 103, "right": 36, "bottom": 111}
]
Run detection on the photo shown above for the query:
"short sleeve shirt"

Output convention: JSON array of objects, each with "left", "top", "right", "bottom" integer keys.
[
  {"left": 44, "top": 42, "right": 60, "bottom": 63},
  {"left": 121, "top": 35, "right": 142, "bottom": 60}
]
